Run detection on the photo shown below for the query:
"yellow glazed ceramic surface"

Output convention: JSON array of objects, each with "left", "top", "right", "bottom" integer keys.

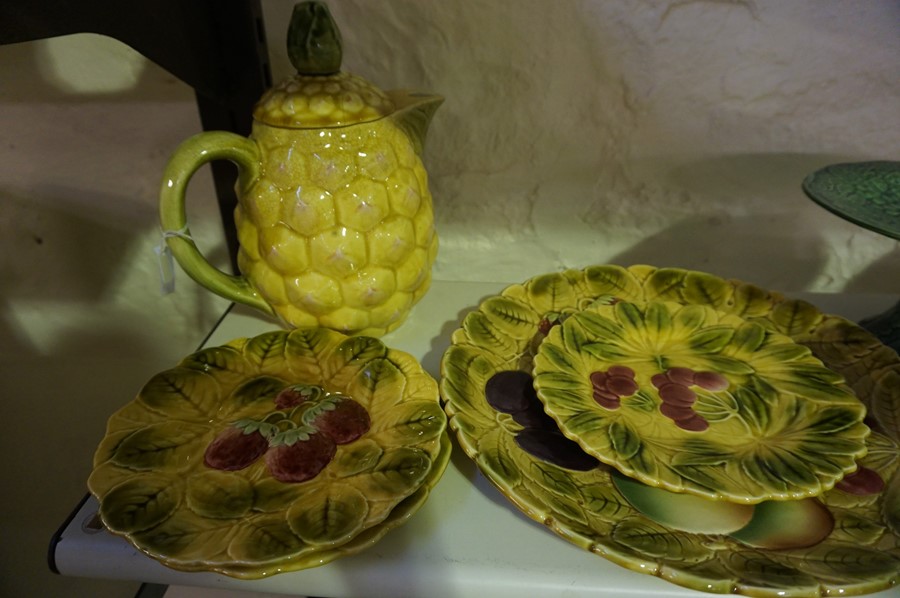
[
  {"left": 159, "top": 2, "right": 442, "bottom": 336},
  {"left": 89, "top": 328, "right": 448, "bottom": 578},
  {"left": 440, "top": 265, "right": 900, "bottom": 597},
  {"left": 533, "top": 299, "right": 868, "bottom": 503}
]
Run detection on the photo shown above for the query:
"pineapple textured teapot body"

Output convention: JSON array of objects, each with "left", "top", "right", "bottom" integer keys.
[{"left": 159, "top": 2, "right": 441, "bottom": 336}]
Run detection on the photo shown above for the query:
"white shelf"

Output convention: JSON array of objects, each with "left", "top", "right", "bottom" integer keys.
[{"left": 50, "top": 281, "right": 899, "bottom": 597}]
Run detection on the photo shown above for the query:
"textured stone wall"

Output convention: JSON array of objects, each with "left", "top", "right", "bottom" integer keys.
[{"left": 263, "top": 0, "right": 900, "bottom": 293}]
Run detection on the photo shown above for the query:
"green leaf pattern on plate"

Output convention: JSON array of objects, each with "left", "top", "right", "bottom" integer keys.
[
  {"left": 534, "top": 299, "right": 869, "bottom": 502},
  {"left": 830, "top": 509, "right": 887, "bottom": 545},
  {"left": 439, "top": 264, "right": 900, "bottom": 596},
  {"left": 226, "top": 513, "right": 308, "bottom": 563},
  {"left": 89, "top": 328, "right": 448, "bottom": 578},
  {"left": 100, "top": 474, "right": 181, "bottom": 533},
  {"left": 186, "top": 470, "right": 254, "bottom": 519},
  {"left": 138, "top": 368, "right": 222, "bottom": 420},
  {"left": 352, "top": 447, "right": 432, "bottom": 501},
  {"left": 611, "top": 517, "right": 714, "bottom": 563},
  {"left": 223, "top": 375, "right": 290, "bottom": 420},
  {"left": 132, "top": 510, "right": 239, "bottom": 564},
  {"left": 286, "top": 483, "right": 369, "bottom": 546},
  {"left": 111, "top": 422, "right": 210, "bottom": 472},
  {"left": 521, "top": 474, "right": 588, "bottom": 526},
  {"left": 721, "top": 550, "right": 821, "bottom": 593},
  {"left": 369, "top": 400, "right": 446, "bottom": 446},
  {"left": 244, "top": 330, "right": 290, "bottom": 373},
  {"left": 332, "top": 439, "right": 384, "bottom": 477}
]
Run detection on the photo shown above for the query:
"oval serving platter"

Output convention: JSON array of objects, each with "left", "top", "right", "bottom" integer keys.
[
  {"left": 89, "top": 328, "right": 448, "bottom": 578},
  {"left": 440, "top": 264, "right": 900, "bottom": 597}
]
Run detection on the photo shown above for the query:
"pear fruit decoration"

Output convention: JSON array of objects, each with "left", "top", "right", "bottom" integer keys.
[{"left": 159, "top": 1, "right": 442, "bottom": 336}]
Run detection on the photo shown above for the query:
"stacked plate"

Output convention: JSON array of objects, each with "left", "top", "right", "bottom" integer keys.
[
  {"left": 440, "top": 264, "right": 900, "bottom": 597},
  {"left": 89, "top": 328, "right": 449, "bottom": 578}
]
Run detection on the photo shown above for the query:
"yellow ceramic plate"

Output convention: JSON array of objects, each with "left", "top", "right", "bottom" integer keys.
[
  {"left": 186, "top": 432, "right": 453, "bottom": 579},
  {"left": 533, "top": 299, "right": 868, "bottom": 503},
  {"left": 440, "top": 265, "right": 900, "bottom": 597},
  {"left": 89, "top": 328, "right": 447, "bottom": 577}
]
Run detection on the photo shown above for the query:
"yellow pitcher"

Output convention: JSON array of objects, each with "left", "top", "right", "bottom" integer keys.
[{"left": 159, "top": 1, "right": 441, "bottom": 336}]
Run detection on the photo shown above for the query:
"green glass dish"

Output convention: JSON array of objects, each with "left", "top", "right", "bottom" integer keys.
[
  {"left": 802, "top": 160, "right": 900, "bottom": 354},
  {"left": 802, "top": 160, "right": 900, "bottom": 241}
]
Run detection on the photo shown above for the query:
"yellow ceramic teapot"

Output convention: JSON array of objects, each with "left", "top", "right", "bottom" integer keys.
[{"left": 159, "top": 1, "right": 441, "bottom": 336}]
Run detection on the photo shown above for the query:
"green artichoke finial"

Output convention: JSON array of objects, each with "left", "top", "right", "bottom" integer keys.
[{"left": 287, "top": 1, "right": 343, "bottom": 75}]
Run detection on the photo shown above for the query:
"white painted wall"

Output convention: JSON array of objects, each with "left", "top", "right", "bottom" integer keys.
[{"left": 276, "top": 0, "right": 899, "bottom": 293}]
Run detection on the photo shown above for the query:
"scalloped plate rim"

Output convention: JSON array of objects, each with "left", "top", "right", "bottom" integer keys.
[
  {"left": 90, "top": 328, "right": 448, "bottom": 576},
  {"left": 439, "top": 264, "right": 900, "bottom": 597}
]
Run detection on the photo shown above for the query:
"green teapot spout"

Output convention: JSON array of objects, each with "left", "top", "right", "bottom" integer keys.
[{"left": 388, "top": 91, "right": 444, "bottom": 156}]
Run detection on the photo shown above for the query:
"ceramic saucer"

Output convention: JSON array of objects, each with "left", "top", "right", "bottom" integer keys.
[{"left": 532, "top": 299, "right": 868, "bottom": 503}]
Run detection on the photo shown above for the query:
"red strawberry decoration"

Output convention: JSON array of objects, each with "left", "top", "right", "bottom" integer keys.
[
  {"left": 310, "top": 397, "right": 371, "bottom": 445},
  {"left": 204, "top": 426, "right": 269, "bottom": 471},
  {"left": 203, "top": 383, "right": 372, "bottom": 484},
  {"left": 265, "top": 430, "right": 337, "bottom": 483},
  {"left": 274, "top": 384, "right": 322, "bottom": 409}
]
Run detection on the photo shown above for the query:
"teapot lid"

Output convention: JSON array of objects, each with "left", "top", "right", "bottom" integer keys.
[{"left": 253, "top": 2, "right": 395, "bottom": 129}]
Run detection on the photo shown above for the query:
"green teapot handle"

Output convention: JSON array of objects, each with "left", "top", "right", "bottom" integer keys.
[{"left": 158, "top": 131, "right": 274, "bottom": 316}]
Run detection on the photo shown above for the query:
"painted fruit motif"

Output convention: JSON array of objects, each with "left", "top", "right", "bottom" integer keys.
[
  {"left": 611, "top": 470, "right": 755, "bottom": 534},
  {"left": 533, "top": 299, "right": 869, "bottom": 504},
  {"left": 311, "top": 397, "right": 372, "bottom": 445},
  {"left": 88, "top": 328, "right": 447, "bottom": 578},
  {"left": 728, "top": 497, "right": 834, "bottom": 549},
  {"left": 612, "top": 469, "right": 834, "bottom": 548},
  {"left": 203, "top": 388, "right": 370, "bottom": 484},
  {"left": 203, "top": 427, "right": 270, "bottom": 471},
  {"left": 484, "top": 370, "right": 599, "bottom": 471},
  {"left": 265, "top": 431, "right": 337, "bottom": 483},
  {"left": 441, "top": 265, "right": 900, "bottom": 598},
  {"left": 481, "top": 367, "right": 846, "bottom": 551}
]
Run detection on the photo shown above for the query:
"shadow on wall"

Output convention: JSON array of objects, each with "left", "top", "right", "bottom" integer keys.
[
  {"left": 0, "top": 309, "right": 160, "bottom": 598},
  {"left": 0, "top": 188, "right": 165, "bottom": 598},
  {"left": 607, "top": 151, "right": 895, "bottom": 293},
  {"left": 0, "top": 186, "right": 224, "bottom": 598},
  {"left": 0, "top": 187, "right": 231, "bottom": 305},
  {"left": 657, "top": 152, "right": 859, "bottom": 209},
  {"left": 844, "top": 247, "right": 900, "bottom": 294},
  {"left": 608, "top": 211, "right": 828, "bottom": 293},
  {"left": 1, "top": 189, "right": 139, "bottom": 303}
]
